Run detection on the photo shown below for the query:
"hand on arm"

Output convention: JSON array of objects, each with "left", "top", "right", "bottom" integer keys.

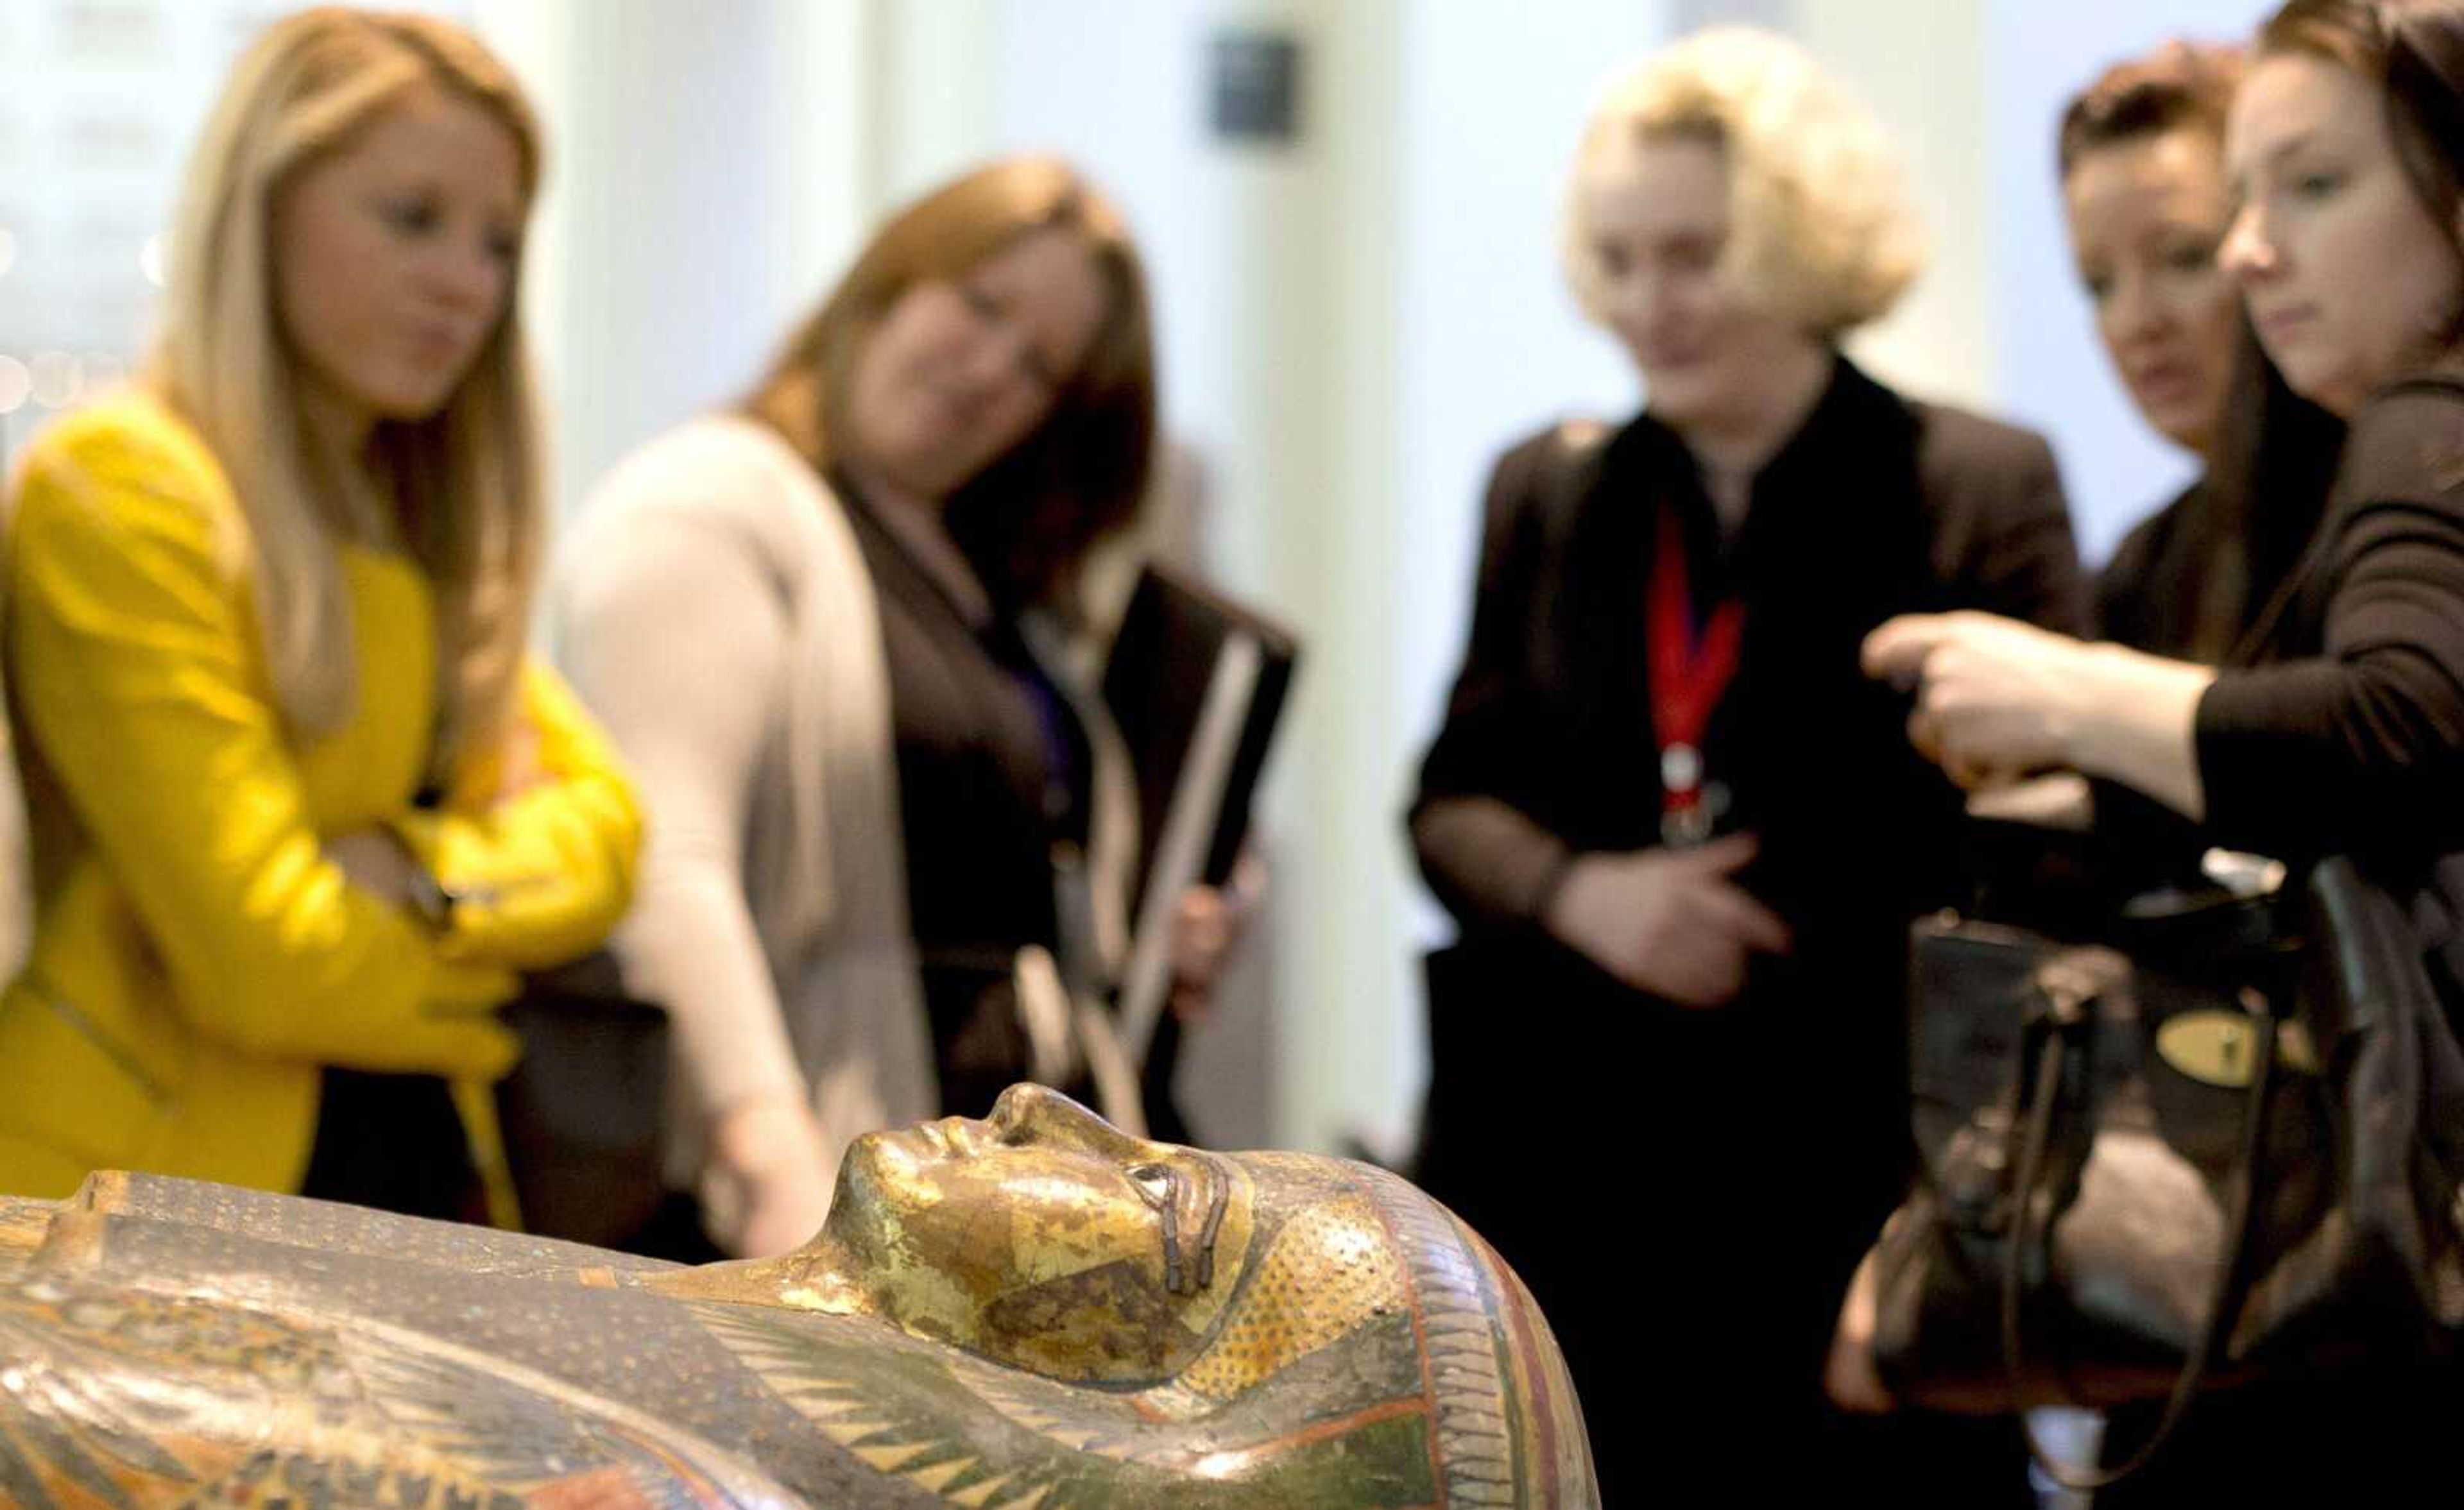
[
  {"left": 326, "top": 826, "right": 420, "bottom": 907},
  {"left": 1825, "top": 1246, "right": 1895, "bottom": 1414},
  {"left": 703, "top": 1094, "right": 835, "bottom": 1258},
  {"left": 386, "top": 664, "right": 643, "bottom": 972},
  {"left": 1964, "top": 772, "right": 2094, "bottom": 830},
  {"left": 1541, "top": 833, "right": 1792, "bottom": 1008},
  {"left": 492, "top": 709, "right": 548, "bottom": 799},
  {"left": 8, "top": 421, "right": 517, "bottom": 1076},
  {"left": 1862, "top": 611, "right": 2215, "bottom": 819},
  {"left": 1166, "top": 849, "right": 1267, "bottom": 1026}
]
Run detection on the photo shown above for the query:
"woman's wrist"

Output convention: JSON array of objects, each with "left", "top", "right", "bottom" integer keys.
[
  {"left": 710, "top": 1092, "right": 821, "bottom": 1176},
  {"left": 1531, "top": 846, "right": 1587, "bottom": 937},
  {"left": 2066, "top": 642, "right": 2216, "bottom": 819}
]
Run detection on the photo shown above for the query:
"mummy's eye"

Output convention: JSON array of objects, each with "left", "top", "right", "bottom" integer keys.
[{"left": 1129, "top": 1163, "right": 1175, "bottom": 1206}]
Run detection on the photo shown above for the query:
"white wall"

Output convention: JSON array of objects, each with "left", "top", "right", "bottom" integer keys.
[
  {"left": 982, "top": 1, "right": 1412, "bottom": 1153},
  {"left": 474, "top": 0, "right": 2300, "bottom": 1162},
  {"left": 1387, "top": 4, "right": 1677, "bottom": 1148},
  {"left": 475, "top": 0, "right": 875, "bottom": 525},
  {"left": 1795, "top": 0, "right": 1998, "bottom": 405},
  {"left": 869, "top": 0, "right": 998, "bottom": 208},
  {"left": 1392, "top": 0, "right": 1672, "bottom": 875}
]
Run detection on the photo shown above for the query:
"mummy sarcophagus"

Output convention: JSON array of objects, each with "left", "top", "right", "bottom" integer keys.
[{"left": 0, "top": 1084, "right": 1593, "bottom": 1507}]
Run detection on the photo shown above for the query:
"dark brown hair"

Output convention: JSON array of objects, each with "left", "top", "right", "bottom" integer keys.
[
  {"left": 742, "top": 156, "right": 1158, "bottom": 610},
  {"left": 2184, "top": 332, "right": 2348, "bottom": 661},
  {"left": 2167, "top": 1, "right": 2464, "bottom": 659},
  {"left": 2128, "top": 8, "right": 2443, "bottom": 659},
  {"left": 2057, "top": 40, "right": 2245, "bottom": 180},
  {"left": 2259, "top": 0, "right": 2464, "bottom": 272}
]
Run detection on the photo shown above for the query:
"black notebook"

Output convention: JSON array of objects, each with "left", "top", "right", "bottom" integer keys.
[{"left": 1100, "top": 563, "right": 1299, "bottom": 1063}]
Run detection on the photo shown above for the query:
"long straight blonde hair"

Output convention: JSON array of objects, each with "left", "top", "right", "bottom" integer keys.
[{"left": 150, "top": 6, "right": 544, "bottom": 776}]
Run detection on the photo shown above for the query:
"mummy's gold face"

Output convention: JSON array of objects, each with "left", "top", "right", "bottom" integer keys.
[{"left": 821, "top": 1083, "right": 1260, "bottom": 1382}]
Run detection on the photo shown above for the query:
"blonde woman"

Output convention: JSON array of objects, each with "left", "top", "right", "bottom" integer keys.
[
  {"left": 1405, "top": 28, "right": 2082, "bottom": 1502},
  {"left": 0, "top": 8, "right": 639, "bottom": 1223}
]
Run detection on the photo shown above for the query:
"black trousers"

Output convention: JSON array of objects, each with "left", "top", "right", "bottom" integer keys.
[
  {"left": 2093, "top": 1362, "right": 2464, "bottom": 1506},
  {"left": 300, "top": 1069, "right": 484, "bottom": 1225},
  {"left": 1416, "top": 937, "right": 2034, "bottom": 1505}
]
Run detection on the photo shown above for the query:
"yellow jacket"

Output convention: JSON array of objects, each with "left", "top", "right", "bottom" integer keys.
[{"left": 0, "top": 392, "right": 641, "bottom": 1206}]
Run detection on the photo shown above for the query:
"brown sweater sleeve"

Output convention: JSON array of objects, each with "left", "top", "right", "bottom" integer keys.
[{"left": 2195, "top": 384, "right": 2464, "bottom": 860}]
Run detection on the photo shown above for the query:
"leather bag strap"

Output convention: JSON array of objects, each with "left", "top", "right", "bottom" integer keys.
[{"left": 1998, "top": 965, "right": 2278, "bottom": 1491}]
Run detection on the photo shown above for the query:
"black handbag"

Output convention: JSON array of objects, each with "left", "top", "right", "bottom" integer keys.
[
  {"left": 492, "top": 949, "right": 671, "bottom": 1248},
  {"left": 1869, "top": 854, "right": 2464, "bottom": 1488}
]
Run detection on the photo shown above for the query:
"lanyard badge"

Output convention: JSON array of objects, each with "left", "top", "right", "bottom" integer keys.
[{"left": 1647, "top": 502, "right": 1743, "bottom": 847}]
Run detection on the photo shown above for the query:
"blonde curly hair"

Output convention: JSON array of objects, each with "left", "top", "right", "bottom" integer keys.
[{"left": 1562, "top": 28, "right": 1924, "bottom": 339}]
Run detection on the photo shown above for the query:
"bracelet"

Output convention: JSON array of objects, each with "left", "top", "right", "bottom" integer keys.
[
  {"left": 1528, "top": 846, "right": 1584, "bottom": 927},
  {"left": 406, "top": 867, "right": 466, "bottom": 932}
]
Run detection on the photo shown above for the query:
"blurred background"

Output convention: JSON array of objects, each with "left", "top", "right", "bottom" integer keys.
[{"left": 0, "top": 0, "right": 2273, "bottom": 1157}]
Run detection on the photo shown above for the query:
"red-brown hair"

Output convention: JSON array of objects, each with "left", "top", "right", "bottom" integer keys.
[{"left": 743, "top": 157, "right": 1158, "bottom": 609}]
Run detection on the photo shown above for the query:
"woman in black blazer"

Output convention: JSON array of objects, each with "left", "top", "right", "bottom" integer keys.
[
  {"left": 1854, "top": 3, "right": 2464, "bottom": 1497},
  {"left": 1407, "top": 26, "right": 2085, "bottom": 1504}
]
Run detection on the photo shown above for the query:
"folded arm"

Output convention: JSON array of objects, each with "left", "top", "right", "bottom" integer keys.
[{"left": 8, "top": 420, "right": 515, "bottom": 1075}]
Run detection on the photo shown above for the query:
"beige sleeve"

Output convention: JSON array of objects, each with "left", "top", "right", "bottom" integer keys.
[{"left": 557, "top": 507, "right": 807, "bottom": 1121}]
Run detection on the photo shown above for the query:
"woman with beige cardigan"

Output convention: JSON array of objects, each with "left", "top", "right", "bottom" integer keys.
[{"left": 560, "top": 158, "right": 1242, "bottom": 1259}]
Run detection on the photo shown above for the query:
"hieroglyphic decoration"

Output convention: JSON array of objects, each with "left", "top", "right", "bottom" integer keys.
[
  {"left": 1356, "top": 1160, "right": 1593, "bottom": 1507},
  {"left": 0, "top": 1273, "right": 800, "bottom": 1507},
  {"left": 0, "top": 1194, "right": 48, "bottom": 1274},
  {"left": 0, "top": 1085, "right": 1595, "bottom": 1507},
  {"left": 1177, "top": 1190, "right": 1408, "bottom": 1398}
]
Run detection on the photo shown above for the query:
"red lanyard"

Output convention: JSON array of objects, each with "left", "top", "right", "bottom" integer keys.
[{"left": 1648, "top": 501, "right": 1743, "bottom": 845}]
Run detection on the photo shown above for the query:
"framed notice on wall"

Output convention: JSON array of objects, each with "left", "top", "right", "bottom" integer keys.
[{"left": 0, "top": 1, "right": 472, "bottom": 471}]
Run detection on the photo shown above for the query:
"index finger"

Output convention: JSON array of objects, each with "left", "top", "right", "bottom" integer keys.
[
  {"left": 1700, "top": 882, "right": 1793, "bottom": 956},
  {"left": 1861, "top": 614, "right": 1957, "bottom": 687},
  {"left": 1671, "top": 831, "right": 1759, "bottom": 872}
]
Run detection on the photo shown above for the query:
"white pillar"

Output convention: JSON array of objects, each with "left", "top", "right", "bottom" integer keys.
[
  {"left": 1791, "top": 0, "right": 1998, "bottom": 407},
  {"left": 1390, "top": 0, "right": 1675, "bottom": 1124},
  {"left": 472, "top": 0, "right": 877, "bottom": 524},
  {"left": 982, "top": 0, "right": 1412, "bottom": 1151}
]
